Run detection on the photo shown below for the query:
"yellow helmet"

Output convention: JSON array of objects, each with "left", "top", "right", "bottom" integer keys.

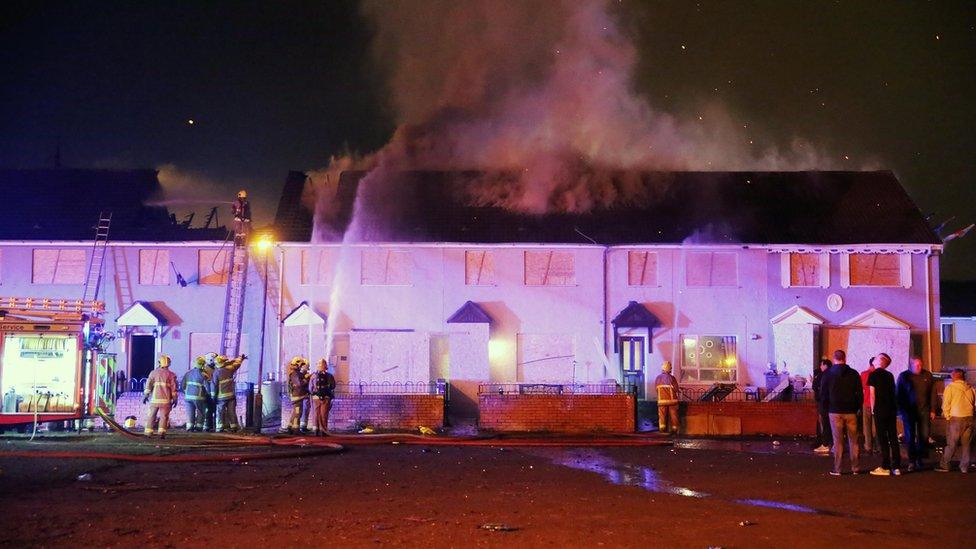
[
  {"left": 195, "top": 356, "right": 206, "bottom": 368},
  {"left": 158, "top": 355, "right": 172, "bottom": 368},
  {"left": 290, "top": 356, "right": 306, "bottom": 366},
  {"left": 662, "top": 361, "right": 673, "bottom": 373},
  {"left": 237, "top": 190, "right": 247, "bottom": 199}
]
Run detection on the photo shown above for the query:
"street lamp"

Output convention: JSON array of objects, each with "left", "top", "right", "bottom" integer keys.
[{"left": 253, "top": 233, "right": 274, "bottom": 432}]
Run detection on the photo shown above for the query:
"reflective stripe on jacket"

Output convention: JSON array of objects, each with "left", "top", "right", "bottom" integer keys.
[
  {"left": 145, "top": 368, "right": 178, "bottom": 405},
  {"left": 182, "top": 368, "right": 211, "bottom": 401},
  {"left": 654, "top": 372, "right": 679, "bottom": 406},
  {"left": 215, "top": 368, "right": 237, "bottom": 401}
]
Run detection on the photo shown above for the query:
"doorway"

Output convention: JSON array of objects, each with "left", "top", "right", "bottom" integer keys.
[
  {"left": 620, "top": 336, "right": 646, "bottom": 399},
  {"left": 129, "top": 334, "right": 155, "bottom": 381}
]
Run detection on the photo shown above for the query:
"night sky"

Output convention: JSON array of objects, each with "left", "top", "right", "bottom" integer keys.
[{"left": 2, "top": 1, "right": 975, "bottom": 278}]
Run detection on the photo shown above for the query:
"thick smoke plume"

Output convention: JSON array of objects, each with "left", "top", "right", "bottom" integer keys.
[{"left": 309, "top": 0, "right": 835, "bottom": 240}]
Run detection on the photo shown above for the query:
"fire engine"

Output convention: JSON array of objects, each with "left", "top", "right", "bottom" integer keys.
[{"left": 0, "top": 297, "right": 117, "bottom": 429}]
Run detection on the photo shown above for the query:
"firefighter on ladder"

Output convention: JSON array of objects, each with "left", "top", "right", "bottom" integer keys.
[
  {"left": 232, "top": 190, "right": 251, "bottom": 245},
  {"left": 215, "top": 354, "right": 246, "bottom": 432},
  {"left": 143, "top": 355, "right": 178, "bottom": 437},
  {"left": 655, "top": 361, "right": 680, "bottom": 435}
]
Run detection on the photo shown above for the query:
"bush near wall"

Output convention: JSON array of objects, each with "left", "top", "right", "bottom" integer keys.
[
  {"left": 478, "top": 394, "right": 636, "bottom": 433},
  {"left": 280, "top": 394, "right": 445, "bottom": 432}
]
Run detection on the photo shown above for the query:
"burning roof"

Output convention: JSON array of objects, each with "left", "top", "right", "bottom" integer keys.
[{"left": 278, "top": 170, "right": 938, "bottom": 246}]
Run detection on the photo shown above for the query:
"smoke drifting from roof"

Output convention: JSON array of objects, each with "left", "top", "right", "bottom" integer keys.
[{"left": 309, "top": 0, "right": 836, "bottom": 240}]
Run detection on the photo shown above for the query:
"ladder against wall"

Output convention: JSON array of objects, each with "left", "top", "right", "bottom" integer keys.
[
  {"left": 82, "top": 212, "right": 112, "bottom": 303},
  {"left": 112, "top": 246, "right": 134, "bottom": 314},
  {"left": 219, "top": 240, "right": 250, "bottom": 357}
]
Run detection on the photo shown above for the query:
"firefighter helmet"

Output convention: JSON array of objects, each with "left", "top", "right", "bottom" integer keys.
[
  {"left": 662, "top": 361, "right": 672, "bottom": 373},
  {"left": 159, "top": 355, "right": 172, "bottom": 368},
  {"left": 237, "top": 190, "right": 247, "bottom": 199}
]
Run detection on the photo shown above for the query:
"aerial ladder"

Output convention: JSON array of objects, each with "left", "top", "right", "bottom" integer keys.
[{"left": 82, "top": 212, "right": 112, "bottom": 303}]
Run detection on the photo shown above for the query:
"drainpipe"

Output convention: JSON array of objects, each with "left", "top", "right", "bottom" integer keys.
[
  {"left": 276, "top": 245, "right": 285, "bottom": 380},
  {"left": 602, "top": 246, "right": 610, "bottom": 381},
  {"left": 925, "top": 250, "right": 938, "bottom": 370}
]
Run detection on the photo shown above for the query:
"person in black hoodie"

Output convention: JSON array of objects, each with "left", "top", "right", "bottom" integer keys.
[
  {"left": 812, "top": 359, "right": 833, "bottom": 453},
  {"left": 896, "top": 357, "right": 937, "bottom": 471},
  {"left": 822, "top": 349, "right": 863, "bottom": 475}
]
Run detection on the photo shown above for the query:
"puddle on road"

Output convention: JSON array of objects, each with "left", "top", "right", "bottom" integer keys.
[
  {"left": 540, "top": 449, "right": 850, "bottom": 517},
  {"left": 673, "top": 439, "right": 808, "bottom": 455}
]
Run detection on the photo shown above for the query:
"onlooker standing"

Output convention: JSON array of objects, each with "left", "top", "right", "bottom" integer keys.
[
  {"left": 896, "top": 357, "right": 937, "bottom": 471},
  {"left": 860, "top": 357, "right": 877, "bottom": 453},
  {"left": 936, "top": 369, "right": 975, "bottom": 473},
  {"left": 823, "top": 350, "right": 863, "bottom": 475},
  {"left": 812, "top": 359, "right": 832, "bottom": 454},
  {"left": 867, "top": 353, "right": 901, "bottom": 476},
  {"left": 309, "top": 359, "right": 336, "bottom": 436}
]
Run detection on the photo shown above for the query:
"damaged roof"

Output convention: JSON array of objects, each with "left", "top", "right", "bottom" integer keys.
[
  {"left": 0, "top": 169, "right": 230, "bottom": 241},
  {"left": 282, "top": 170, "right": 939, "bottom": 246}
]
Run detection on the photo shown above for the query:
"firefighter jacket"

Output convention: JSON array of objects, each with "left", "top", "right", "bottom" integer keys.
[
  {"left": 145, "top": 367, "right": 178, "bottom": 405},
  {"left": 654, "top": 372, "right": 679, "bottom": 406},
  {"left": 309, "top": 371, "right": 336, "bottom": 399},
  {"left": 232, "top": 198, "right": 251, "bottom": 222},
  {"left": 215, "top": 358, "right": 243, "bottom": 402},
  {"left": 288, "top": 371, "right": 310, "bottom": 402},
  {"left": 182, "top": 368, "right": 212, "bottom": 402}
]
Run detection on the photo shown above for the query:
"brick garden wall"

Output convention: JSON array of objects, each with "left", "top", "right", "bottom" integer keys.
[
  {"left": 106, "top": 391, "right": 249, "bottom": 429},
  {"left": 280, "top": 394, "right": 445, "bottom": 432},
  {"left": 682, "top": 401, "right": 817, "bottom": 436},
  {"left": 478, "top": 394, "right": 636, "bottom": 433}
]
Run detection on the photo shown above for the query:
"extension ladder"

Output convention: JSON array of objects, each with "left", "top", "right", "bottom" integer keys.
[
  {"left": 219, "top": 240, "right": 249, "bottom": 357},
  {"left": 82, "top": 212, "right": 112, "bottom": 303}
]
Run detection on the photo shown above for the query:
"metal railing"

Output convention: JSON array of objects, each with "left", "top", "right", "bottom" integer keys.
[
  {"left": 677, "top": 385, "right": 815, "bottom": 403},
  {"left": 282, "top": 380, "right": 447, "bottom": 396},
  {"left": 479, "top": 382, "right": 635, "bottom": 395}
]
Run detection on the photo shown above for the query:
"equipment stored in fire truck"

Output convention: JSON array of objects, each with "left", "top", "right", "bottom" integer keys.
[{"left": 0, "top": 297, "right": 117, "bottom": 429}]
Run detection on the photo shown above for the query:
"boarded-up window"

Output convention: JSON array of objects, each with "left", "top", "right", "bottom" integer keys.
[
  {"left": 524, "top": 251, "right": 575, "bottom": 286},
  {"left": 301, "top": 249, "right": 335, "bottom": 285},
  {"left": 465, "top": 251, "right": 495, "bottom": 285},
  {"left": 139, "top": 250, "right": 170, "bottom": 285},
  {"left": 685, "top": 252, "right": 736, "bottom": 287},
  {"left": 198, "top": 249, "right": 230, "bottom": 285},
  {"left": 849, "top": 254, "right": 901, "bottom": 286},
  {"left": 791, "top": 253, "right": 830, "bottom": 287},
  {"left": 628, "top": 251, "right": 658, "bottom": 286},
  {"left": 32, "top": 249, "right": 86, "bottom": 284},
  {"left": 361, "top": 249, "right": 411, "bottom": 285}
]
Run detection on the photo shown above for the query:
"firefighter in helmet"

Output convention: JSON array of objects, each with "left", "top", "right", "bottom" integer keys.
[
  {"left": 214, "top": 353, "right": 246, "bottom": 432},
  {"left": 655, "top": 361, "right": 680, "bottom": 435},
  {"left": 181, "top": 356, "right": 213, "bottom": 432},
  {"left": 143, "top": 355, "right": 178, "bottom": 437},
  {"left": 232, "top": 189, "right": 251, "bottom": 245},
  {"left": 283, "top": 356, "right": 311, "bottom": 434}
]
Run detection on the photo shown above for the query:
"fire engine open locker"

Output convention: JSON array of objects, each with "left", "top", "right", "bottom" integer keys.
[{"left": 0, "top": 298, "right": 117, "bottom": 428}]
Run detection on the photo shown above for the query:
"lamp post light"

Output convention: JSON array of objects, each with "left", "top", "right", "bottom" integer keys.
[{"left": 253, "top": 234, "right": 274, "bottom": 432}]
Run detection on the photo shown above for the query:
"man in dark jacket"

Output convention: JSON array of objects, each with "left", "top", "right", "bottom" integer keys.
[
  {"left": 812, "top": 359, "right": 832, "bottom": 453},
  {"left": 896, "top": 357, "right": 937, "bottom": 471},
  {"left": 822, "top": 349, "right": 863, "bottom": 475}
]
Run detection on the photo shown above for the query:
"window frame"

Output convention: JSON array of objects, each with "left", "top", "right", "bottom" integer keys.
[
  {"left": 780, "top": 252, "right": 829, "bottom": 288},
  {"left": 685, "top": 251, "right": 738, "bottom": 288},
  {"left": 627, "top": 251, "right": 659, "bottom": 287},
  {"left": 840, "top": 253, "right": 912, "bottom": 289},
  {"left": 679, "top": 334, "right": 739, "bottom": 383},
  {"left": 138, "top": 249, "right": 170, "bottom": 286},
  {"left": 523, "top": 250, "right": 576, "bottom": 287},
  {"left": 464, "top": 250, "right": 496, "bottom": 286},
  {"left": 31, "top": 248, "right": 87, "bottom": 285}
]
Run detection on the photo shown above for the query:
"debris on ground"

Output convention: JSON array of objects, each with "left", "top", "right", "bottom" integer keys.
[
  {"left": 480, "top": 523, "right": 519, "bottom": 532},
  {"left": 738, "top": 520, "right": 756, "bottom": 527},
  {"left": 358, "top": 427, "right": 375, "bottom": 434},
  {"left": 76, "top": 473, "right": 93, "bottom": 481},
  {"left": 418, "top": 426, "right": 435, "bottom": 436}
]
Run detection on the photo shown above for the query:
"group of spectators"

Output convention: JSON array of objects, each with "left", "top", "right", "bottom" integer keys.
[{"left": 812, "top": 350, "right": 975, "bottom": 476}]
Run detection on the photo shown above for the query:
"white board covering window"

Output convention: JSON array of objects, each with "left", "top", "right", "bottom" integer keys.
[
  {"left": 780, "top": 252, "right": 829, "bottom": 288},
  {"left": 32, "top": 249, "right": 86, "bottom": 284},
  {"left": 524, "top": 251, "right": 575, "bottom": 286},
  {"left": 139, "top": 250, "right": 170, "bottom": 285},
  {"left": 301, "top": 249, "right": 335, "bottom": 285},
  {"left": 198, "top": 249, "right": 230, "bottom": 285},
  {"left": 840, "top": 253, "right": 911, "bottom": 288},
  {"left": 465, "top": 250, "right": 495, "bottom": 286},
  {"left": 685, "top": 251, "right": 737, "bottom": 287},
  {"left": 628, "top": 251, "right": 658, "bottom": 286},
  {"left": 681, "top": 335, "right": 737, "bottom": 382},
  {"left": 361, "top": 249, "right": 411, "bottom": 286}
]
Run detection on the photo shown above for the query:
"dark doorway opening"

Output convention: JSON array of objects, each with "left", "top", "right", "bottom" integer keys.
[{"left": 130, "top": 334, "right": 155, "bottom": 381}]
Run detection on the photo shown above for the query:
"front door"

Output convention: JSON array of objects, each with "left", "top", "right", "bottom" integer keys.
[
  {"left": 129, "top": 334, "right": 155, "bottom": 384},
  {"left": 620, "top": 336, "right": 646, "bottom": 399}
]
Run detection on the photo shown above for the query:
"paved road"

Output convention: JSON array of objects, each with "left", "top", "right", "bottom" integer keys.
[{"left": 0, "top": 436, "right": 972, "bottom": 547}]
